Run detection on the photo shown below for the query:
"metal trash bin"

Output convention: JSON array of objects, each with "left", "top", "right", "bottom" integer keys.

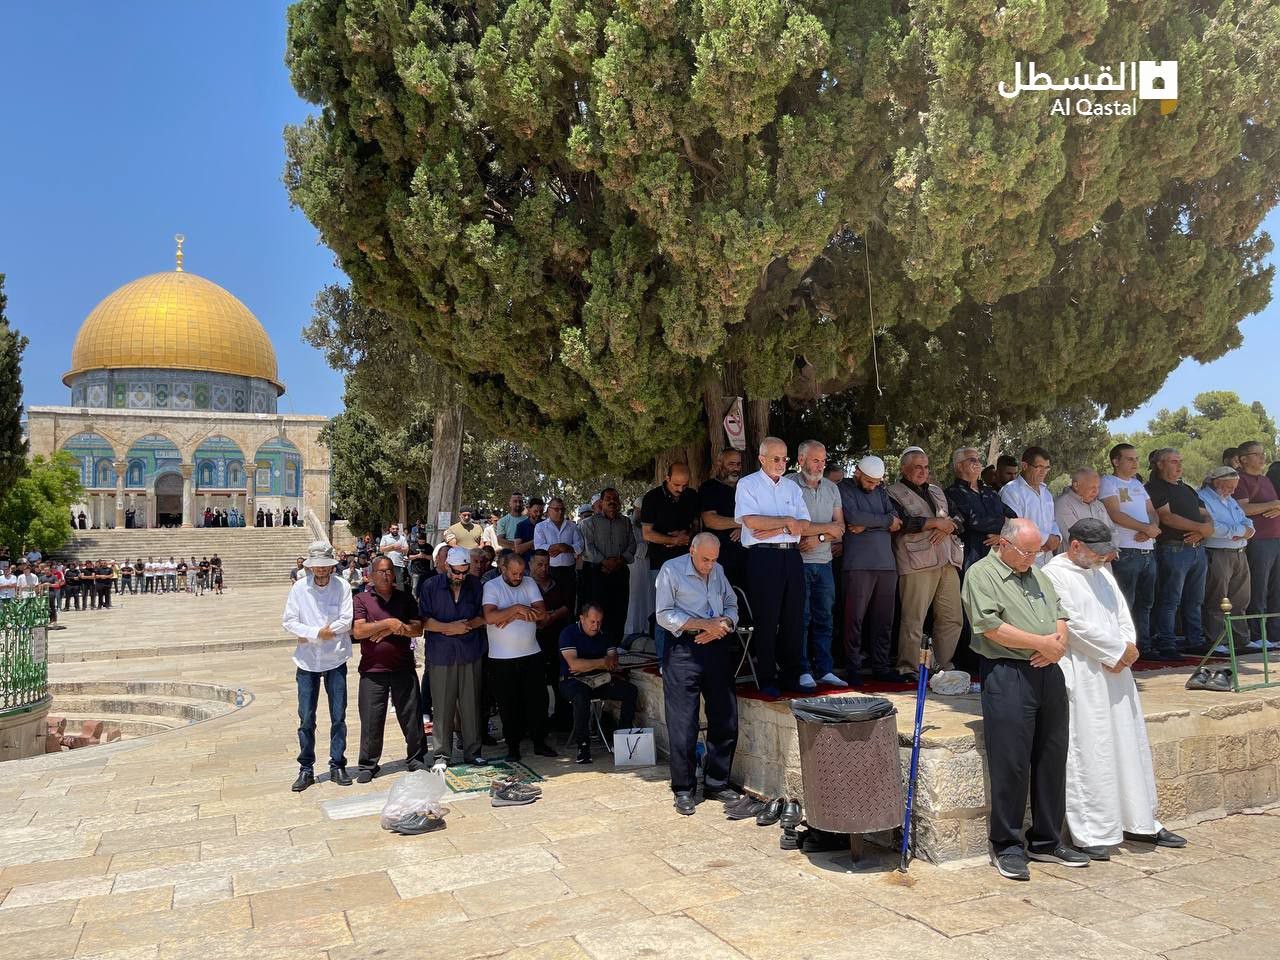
[{"left": 789, "top": 695, "right": 903, "bottom": 834}]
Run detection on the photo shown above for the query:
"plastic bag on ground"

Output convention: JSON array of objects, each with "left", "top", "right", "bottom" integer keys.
[
  {"left": 379, "top": 769, "right": 449, "bottom": 829},
  {"left": 788, "top": 695, "right": 895, "bottom": 724},
  {"left": 928, "top": 670, "right": 971, "bottom": 696}
]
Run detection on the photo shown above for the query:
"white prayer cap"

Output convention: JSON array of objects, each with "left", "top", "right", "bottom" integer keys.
[
  {"left": 447, "top": 547, "right": 471, "bottom": 566},
  {"left": 856, "top": 455, "right": 886, "bottom": 480},
  {"left": 901, "top": 446, "right": 925, "bottom": 459}
]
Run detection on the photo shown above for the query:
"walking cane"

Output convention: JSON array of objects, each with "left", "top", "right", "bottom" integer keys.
[{"left": 898, "top": 632, "right": 932, "bottom": 873}]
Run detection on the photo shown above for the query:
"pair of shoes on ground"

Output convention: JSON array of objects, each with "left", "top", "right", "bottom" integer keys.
[
  {"left": 291, "top": 765, "right": 352, "bottom": 792},
  {"left": 1186, "top": 667, "right": 1233, "bottom": 692},
  {"left": 795, "top": 672, "right": 850, "bottom": 690},
  {"left": 672, "top": 786, "right": 741, "bottom": 815},
  {"left": 490, "top": 776, "right": 542, "bottom": 807},
  {"left": 575, "top": 743, "right": 592, "bottom": 765}
]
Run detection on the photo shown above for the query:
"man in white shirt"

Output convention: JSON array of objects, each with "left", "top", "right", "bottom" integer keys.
[
  {"left": 1099, "top": 443, "right": 1164, "bottom": 660},
  {"left": 282, "top": 541, "right": 355, "bottom": 792},
  {"left": 999, "top": 446, "right": 1061, "bottom": 567},
  {"left": 379, "top": 523, "right": 410, "bottom": 591},
  {"left": 735, "top": 436, "right": 814, "bottom": 696},
  {"left": 0, "top": 566, "right": 17, "bottom": 601},
  {"left": 533, "top": 496, "right": 584, "bottom": 614},
  {"left": 13, "top": 562, "right": 41, "bottom": 598},
  {"left": 482, "top": 552, "right": 555, "bottom": 761}
]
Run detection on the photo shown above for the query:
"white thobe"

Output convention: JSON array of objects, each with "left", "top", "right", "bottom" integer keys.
[{"left": 1042, "top": 554, "right": 1162, "bottom": 846}]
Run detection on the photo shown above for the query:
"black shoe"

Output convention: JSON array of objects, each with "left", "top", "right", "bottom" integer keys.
[
  {"left": 575, "top": 744, "right": 592, "bottom": 765},
  {"left": 1027, "top": 845, "right": 1089, "bottom": 867},
  {"left": 802, "top": 828, "right": 847, "bottom": 853},
  {"left": 1185, "top": 667, "right": 1213, "bottom": 691},
  {"left": 780, "top": 826, "right": 805, "bottom": 851},
  {"left": 533, "top": 742, "right": 559, "bottom": 758},
  {"left": 291, "top": 769, "right": 315, "bottom": 792},
  {"left": 329, "top": 766, "right": 353, "bottom": 786},
  {"left": 779, "top": 798, "right": 803, "bottom": 829},
  {"left": 704, "top": 786, "right": 742, "bottom": 804},
  {"left": 406, "top": 758, "right": 426, "bottom": 772},
  {"left": 674, "top": 791, "right": 697, "bottom": 816},
  {"left": 755, "top": 797, "right": 785, "bottom": 827},
  {"left": 355, "top": 766, "right": 378, "bottom": 784},
  {"left": 391, "top": 812, "right": 446, "bottom": 836},
  {"left": 991, "top": 852, "right": 1030, "bottom": 881},
  {"left": 1123, "top": 828, "right": 1188, "bottom": 848},
  {"left": 724, "top": 798, "right": 766, "bottom": 821},
  {"left": 1079, "top": 845, "right": 1112, "bottom": 861}
]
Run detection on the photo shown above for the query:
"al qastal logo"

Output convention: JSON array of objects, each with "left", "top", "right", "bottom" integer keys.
[{"left": 999, "top": 60, "right": 1178, "bottom": 117}]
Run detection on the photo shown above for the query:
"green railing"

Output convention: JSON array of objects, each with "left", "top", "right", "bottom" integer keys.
[
  {"left": 0, "top": 597, "right": 50, "bottom": 715},
  {"left": 1193, "top": 597, "right": 1280, "bottom": 693}
]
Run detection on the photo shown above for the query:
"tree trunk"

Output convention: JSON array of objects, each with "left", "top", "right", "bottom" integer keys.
[
  {"left": 427, "top": 402, "right": 465, "bottom": 537},
  {"left": 985, "top": 427, "right": 1002, "bottom": 467},
  {"left": 655, "top": 365, "right": 772, "bottom": 486}
]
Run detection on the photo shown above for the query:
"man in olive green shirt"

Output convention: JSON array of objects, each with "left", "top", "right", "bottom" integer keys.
[{"left": 961, "top": 518, "right": 1087, "bottom": 881}]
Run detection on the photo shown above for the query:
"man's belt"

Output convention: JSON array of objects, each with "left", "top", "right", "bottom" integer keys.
[{"left": 749, "top": 541, "right": 797, "bottom": 550}]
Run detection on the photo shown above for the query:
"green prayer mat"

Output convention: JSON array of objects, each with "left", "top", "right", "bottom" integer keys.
[{"left": 442, "top": 759, "right": 543, "bottom": 795}]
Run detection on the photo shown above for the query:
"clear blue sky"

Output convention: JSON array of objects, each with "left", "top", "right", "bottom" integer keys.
[{"left": 2, "top": 3, "right": 1275, "bottom": 430}]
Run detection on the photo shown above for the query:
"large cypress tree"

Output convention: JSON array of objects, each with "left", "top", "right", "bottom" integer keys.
[
  {"left": 0, "top": 275, "right": 29, "bottom": 489},
  {"left": 285, "top": 0, "right": 1280, "bottom": 476}
]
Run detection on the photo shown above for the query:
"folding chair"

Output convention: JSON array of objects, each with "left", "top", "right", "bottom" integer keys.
[
  {"left": 732, "top": 586, "right": 759, "bottom": 687},
  {"left": 561, "top": 695, "right": 614, "bottom": 753}
]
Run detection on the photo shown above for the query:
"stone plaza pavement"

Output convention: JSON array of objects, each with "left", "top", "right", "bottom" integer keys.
[{"left": 4, "top": 586, "right": 1280, "bottom": 960}]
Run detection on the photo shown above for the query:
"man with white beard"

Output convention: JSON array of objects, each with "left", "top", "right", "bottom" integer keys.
[{"left": 1042, "top": 518, "right": 1187, "bottom": 859}]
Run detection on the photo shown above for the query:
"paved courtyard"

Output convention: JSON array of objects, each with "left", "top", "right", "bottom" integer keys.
[{"left": 4, "top": 585, "right": 1280, "bottom": 960}]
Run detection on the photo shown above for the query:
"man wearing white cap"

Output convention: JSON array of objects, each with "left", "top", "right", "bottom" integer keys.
[
  {"left": 419, "top": 546, "right": 488, "bottom": 764},
  {"left": 282, "top": 541, "right": 355, "bottom": 792},
  {"left": 839, "top": 456, "right": 904, "bottom": 681}
]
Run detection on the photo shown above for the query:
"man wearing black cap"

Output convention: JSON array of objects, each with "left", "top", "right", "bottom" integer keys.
[{"left": 1043, "top": 520, "right": 1187, "bottom": 859}]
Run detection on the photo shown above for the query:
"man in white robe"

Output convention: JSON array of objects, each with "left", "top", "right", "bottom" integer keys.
[{"left": 1043, "top": 518, "right": 1187, "bottom": 859}]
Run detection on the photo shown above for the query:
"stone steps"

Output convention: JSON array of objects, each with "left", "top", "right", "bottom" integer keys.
[{"left": 55, "top": 527, "right": 315, "bottom": 584}]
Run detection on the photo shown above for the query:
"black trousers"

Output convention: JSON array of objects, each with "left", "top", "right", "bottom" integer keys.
[
  {"left": 551, "top": 565, "right": 577, "bottom": 618},
  {"left": 97, "top": 583, "right": 111, "bottom": 608},
  {"left": 979, "top": 657, "right": 1069, "bottom": 858},
  {"left": 842, "top": 569, "right": 897, "bottom": 676},
  {"left": 745, "top": 547, "right": 805, "bottom": 688},
  {"left": 62, "top": 585, "right": 79, "bottom": 610},
  {"left": 580, "top": 564, "right": 630, "bottom": 647},
  {"left": 662, "top": 636, "right": 738, "bottom": 794},
  {"left": 561, "top": 676, "right": 637, "bottom": 746},
  {"left": 489, "top": 653, "right": 548, "bottom": 752},
  {"left": 357, "top": 669, "right": 423, "bottom": 770}
]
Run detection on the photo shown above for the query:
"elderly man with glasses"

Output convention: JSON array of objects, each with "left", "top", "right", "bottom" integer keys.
[
  {"left": 999, "top": 446, "right": 1061, "bottom": 566},
  {"left": 961, "top": 518, "right": 1084, "bottom": 881},
  {"left": 419, "top": 547, "right": 489, "bottom": 766},
  {"left": 352, "top": 556, "right": 426, "bottom": 782}
]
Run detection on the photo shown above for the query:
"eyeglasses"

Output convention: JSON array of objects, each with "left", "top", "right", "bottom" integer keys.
[
  {"left": 371, "top": 569, "right": 395, "bottom": 576},
  {"left": 1001, "top": 540, "right": 1038, "bottom": 560},
  {"left": 448, "top": 565, "right": 470, "bottom": 576},
  {"left": 764, "top": 455, "right": 788, "bottom": 463}
]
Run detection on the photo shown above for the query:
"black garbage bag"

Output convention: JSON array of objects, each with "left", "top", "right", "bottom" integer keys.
[{"left": 788, "top": 695, "right": 896, "bottom": 724}]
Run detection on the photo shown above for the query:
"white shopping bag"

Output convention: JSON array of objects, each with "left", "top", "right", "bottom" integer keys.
[{"left": 613, "top": 727, "right": 656, "bottom": 766}]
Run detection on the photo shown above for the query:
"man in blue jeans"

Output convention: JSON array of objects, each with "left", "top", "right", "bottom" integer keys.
[
  {"left": 787, "top": 440, "right": 849, "bottom": 688},
  {"left": 282, "top": 541, "right": 355, "bottom": 792},
  {"left": 1101, "top": 443, "right": 1166, "bottom": 659},
  {"left": 1146, "top": 449, "right": 1214, "bottom": 657}
]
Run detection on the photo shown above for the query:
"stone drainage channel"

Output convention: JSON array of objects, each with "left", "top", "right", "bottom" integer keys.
[{"left": 44, "top": 680, "right": 250, "bottom": 752}]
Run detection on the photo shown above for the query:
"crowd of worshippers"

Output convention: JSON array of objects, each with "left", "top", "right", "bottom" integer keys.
[
  {"left": 280, "top": 435, "right": 1280, "bottom": 874},
  {"left": 0, "top": 554, "right": 227, "bottom": 623}
]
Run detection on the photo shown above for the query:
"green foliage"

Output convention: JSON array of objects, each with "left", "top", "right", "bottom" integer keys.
[
  {"left": 0, "top": 275, "right": 29, "bottom": 490},
  {"left": 0, "top": 453, "right": 81, "bottom": 556},
  {"left": 1118, "top": 390, "right": 1278, "bottom": 485},
  {"left": 284, "top": 0, "right": 1280, "bottom": 474}
]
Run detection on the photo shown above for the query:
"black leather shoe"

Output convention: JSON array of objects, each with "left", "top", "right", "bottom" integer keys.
[
  {"left": 724, "top": 798, "right": 766, "bottom": 821},
  {"left": 1079, "top": 845, "right": 1111, "bottom": 861},
  {"left": 704, "top": 787, "right": 742, "bottom": 803},
  {"left": 756, "top": 797, "right": 785, "bottom": 827},
  {"left": 291, "top": 769, "right": 315, "bottom": 792},
  {"left": 674, "top": 791, "right": 697, "bottom": 816},
  {"left": 575, "top": 744, "right": 592, "bottom": 765},
  {"left": 355, "top": 766, "right": 379, "bottom": 784},
  {"left": 329, "top": 766, "right": 354, "bottom": 786},
  {"left": 779, "top": 798, "right": 803, "bottom": 829},
  {"left": 1124, "top": 828, "right": 1188, "bottom": 848},
  {"left": 779, "top": 826, "right": 805, "bottom": 851}
]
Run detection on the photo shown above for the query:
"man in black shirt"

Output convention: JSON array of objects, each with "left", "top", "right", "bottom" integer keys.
[
  {"left": 699, "top": 450, "right": 747, "bottom": 591},
  {"left": 94, "top": 560, "right": 113, "bottom": 609},
  {"left": 1146, "top": 448, "right": 1214, "bottom": 657},
  {"left": 408, "top": 533, "right": 434, "bottom": 599},
  {"left": 62, "top": 561, "right": 81, "bottom": 611},
  {"left": 640, "top": 464, "right": 701, "bottom": 657}
]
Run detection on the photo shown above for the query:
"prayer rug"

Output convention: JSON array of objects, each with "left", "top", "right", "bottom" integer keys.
[{"left": 442, "top": 759, "right": 543, "bottom": 795}]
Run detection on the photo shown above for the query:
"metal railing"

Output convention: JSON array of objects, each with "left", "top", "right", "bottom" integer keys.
[
  {"left": 1193, "top": 597, "right": 1280, "bottom": 692},
  {"left": 0, "top": 597, "right": 51, "bottom": 715}
]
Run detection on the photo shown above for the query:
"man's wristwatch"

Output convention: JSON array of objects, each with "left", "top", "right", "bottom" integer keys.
[{"left": 817, "top": 534, "right": 827, "bottom": 543}]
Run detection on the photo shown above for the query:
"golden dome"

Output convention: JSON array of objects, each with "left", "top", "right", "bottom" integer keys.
[{"left": 64, "top": 269, "right": 283, "bottom": 394}]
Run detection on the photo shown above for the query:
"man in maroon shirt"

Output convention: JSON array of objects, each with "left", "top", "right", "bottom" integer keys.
[
  {"left": 353, "top": 556, "right": 426, "bottom": 782},
  {"left": 1234, "top": 441, "right": 1280, "bottom": 648}
]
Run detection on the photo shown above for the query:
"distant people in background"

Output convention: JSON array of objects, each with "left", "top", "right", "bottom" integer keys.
[
  {"left": 379, "top": 523, "right": 410, "bottom": 591},
  {"left": 445, "top": 507, "right": 485, "bottom": 550},
  {"left": 256, "top": 508, "right": 265, "bottom": 527},
  {"left": 578, "top": 487, "right": 636, "bottom": 647},
  {"left": 481, "top": 509, "right": 503, "bottom": 551},
  {"left": 291, "top": 557, "right": 306, "bottom": 582},
  {"left": 514, "top": 497, "right": 545, "bottom": 556},
  {"left": 1223, "top": 447, "right": 1241, "bottom": 471},
  {"left": 496, "top": 494, "right": 526, "bottom": 550}
]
